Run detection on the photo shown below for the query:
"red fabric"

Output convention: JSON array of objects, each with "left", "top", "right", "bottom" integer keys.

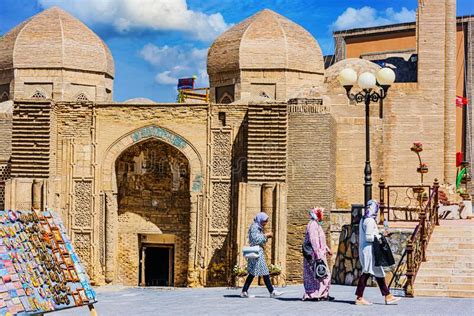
[
  {"left": 456, "top": 152, "right": 463, "bottom": 167},
  {"left": 456, "top": 96, "right": 468, "bottom": 107}
]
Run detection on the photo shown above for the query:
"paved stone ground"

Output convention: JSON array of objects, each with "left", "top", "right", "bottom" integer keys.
[{"left": 55, "top": 284, "right": 474, "bottom": 316}]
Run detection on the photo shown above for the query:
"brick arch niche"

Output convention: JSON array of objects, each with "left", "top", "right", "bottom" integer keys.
[{"left": 101, "top": 125, "right": 204, "bottom": 286}]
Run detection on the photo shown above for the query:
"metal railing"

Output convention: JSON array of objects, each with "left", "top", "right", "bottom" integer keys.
[
  {"left": 379, "top": 179, "right": 438, "bottom": 223},
  {"left": 386, "top": 179, "right": 439, "bottom": 297}
]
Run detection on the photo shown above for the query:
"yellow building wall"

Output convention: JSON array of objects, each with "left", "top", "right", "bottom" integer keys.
[{"left": 345, "top": 26, "right": 466, "bottom": 155}]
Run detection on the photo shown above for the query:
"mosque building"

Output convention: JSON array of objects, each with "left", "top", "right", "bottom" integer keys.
[{"left": 0, "top": 0, "right": 467, "bottom": 289}]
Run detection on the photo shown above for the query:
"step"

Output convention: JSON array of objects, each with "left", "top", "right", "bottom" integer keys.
[
  {"left": 427, "top": 242, "right": 474, "bottom": 250},
  {"left": 417, "top": 267, "right": 474, "bottom": 276},
  {"left": 415, "top": 282, "right": 474, "bottom": 291},
  {"left": 426, "top": 249, "right": 473, "bottom": 256},
  {"left": 430, "top": 236, "right": 474, "bottom": 243},
  {"left": 421, "top": 261, "right": 474, "bottom": 269},
  {"left": 416, "top": 275, "right": 474, "bottom": 283},
  {"left": 415, "top": 289, "right": 474, "bottom": 298},
  {"left": 424, "top": 255, "right": 474, "bottom": 262},
  {"left": 431, "top": 231, "right": 474, "bottom": 237}
]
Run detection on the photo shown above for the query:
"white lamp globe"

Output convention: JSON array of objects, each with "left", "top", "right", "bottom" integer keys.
[
  {"left": 376, "top": 67, "right": 396, "bottom": 85},
  {"left": 358, "top": 72, "right": 377, "bottom": 89},
  {"left": 338, "top": 68, "right": 358, "bottom": 86}
]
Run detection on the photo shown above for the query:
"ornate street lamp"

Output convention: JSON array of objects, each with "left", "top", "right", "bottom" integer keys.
[{"left": 338, "top": 67, "right": 396, "bottom": 207}]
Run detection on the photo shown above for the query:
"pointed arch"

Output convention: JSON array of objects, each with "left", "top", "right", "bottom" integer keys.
[
  {"left": 0, "top": 91, "right": 8, "bottom": 102},
  {"left": 31, "top": 90, "right": 46, "bottom": 99},
  {"left": 218, "top": 92, "right": 233, "bottom": 104},
  {"left": 75, "top": 92, "right": 89, "bottom": 102},
  {"left": 101, "top": 125, "right": 203, "bottom": 194}
]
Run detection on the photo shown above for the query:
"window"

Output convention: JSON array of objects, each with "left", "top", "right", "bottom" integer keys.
[
  {"left": 0, "top": 92, "right": 8, "bottom": 102},
  {"left": 31, "top": 90, "right": 46, "bottom": 99},
  {"left": 75, "top": 93, "right": 89, "bottom": 101}
]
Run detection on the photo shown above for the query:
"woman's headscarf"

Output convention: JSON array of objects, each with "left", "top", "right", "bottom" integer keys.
[
  {"left": 309, "top": 207, "right": 324, "bottom": 224},
  {"left": 253, "top": 212, "right": 269, "bottom": 229},
  {"left": 364, "top": 200, "right": 379, "bottom": 219}
]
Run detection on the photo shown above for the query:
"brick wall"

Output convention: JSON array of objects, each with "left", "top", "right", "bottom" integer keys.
[
  {"left": 286, "top": 106, "right": 336, "bottom": 282},
  {"left": 0, "top": 102, "right": 12, "bottom": 210}
]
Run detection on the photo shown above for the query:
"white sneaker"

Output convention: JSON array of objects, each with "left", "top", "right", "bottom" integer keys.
[
  {"left": 240, "top": 292, "right": 254, "bottom": 298},
  {"left": 270, "top": 290, "right": 284, "bottom": 298}
]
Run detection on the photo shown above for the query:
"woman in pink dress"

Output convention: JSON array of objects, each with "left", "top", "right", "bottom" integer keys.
[{"left": 302, "top": 207, "right": 334, "bottom": 301}]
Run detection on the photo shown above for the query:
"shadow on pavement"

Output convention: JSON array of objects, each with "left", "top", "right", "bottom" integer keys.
[{"left": 274, "top": 297, "right": 301, "bottom": 301}]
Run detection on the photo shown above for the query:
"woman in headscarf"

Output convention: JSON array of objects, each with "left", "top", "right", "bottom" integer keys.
[
  {"left": 240, "top": 212, "right": 283, "bottom": 298},
  {"left": 302, "top": 207, "right": 334, "bottom": 301},
  {"left": 356, "top": 200, "right": 401, "bottom": 305}
]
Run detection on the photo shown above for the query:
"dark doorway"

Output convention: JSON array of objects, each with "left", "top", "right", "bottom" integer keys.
[{"left": 143, "top": 246, "right": 174, "bottom": 286}]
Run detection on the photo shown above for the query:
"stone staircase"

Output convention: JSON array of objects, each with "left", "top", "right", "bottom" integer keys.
[{"left": 415, "top": 220, "right": 474, "bottom": 298}]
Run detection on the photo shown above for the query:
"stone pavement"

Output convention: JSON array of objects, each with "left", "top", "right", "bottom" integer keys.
[{"left": 55, "top": 284, "right": 474, "bottom": 316}]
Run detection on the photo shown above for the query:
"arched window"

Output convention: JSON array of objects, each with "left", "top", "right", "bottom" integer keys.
[
  {"left": 31, "top": 90, "right": 46, "bottom": 99},
  {"left": 218, "top": 92, "right": 233, "bottom": 104},
  {"left": 0, "top": 92, "right": 8, "bottom": 102},
  {"left": 75, "top": 93, "right": 89, "bottom": 102}
]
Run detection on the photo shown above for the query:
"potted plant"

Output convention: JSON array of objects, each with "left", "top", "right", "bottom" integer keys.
[
  {"left": 411, "top": 142, "right": 423, "bottom": 153},
  {"left": 232, "top": 265, "right": 248, "bottom": 278},
  {"left": 417, "top": 163, "right": 428, "bottom": 174},
  {"left": 268, "top": 264, "right": 282, "bottom": 276},
  {"left": 413, "top": 186, "right": 425, "bottom": 194}
]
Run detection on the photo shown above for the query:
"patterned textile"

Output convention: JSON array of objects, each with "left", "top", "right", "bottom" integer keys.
[
  {"left": 303, "top": 220, "right": 331, "bottom": 300},
  {"left": 246, "top": 222, "right": 270, "bottom": 276}
]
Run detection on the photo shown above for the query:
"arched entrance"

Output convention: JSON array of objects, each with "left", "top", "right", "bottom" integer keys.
[
  {"left": 101, "top": 125, "right": 204, "bottom": 287},
  {"left": 116, "top": 139, "right": 190, "bottom": 286}
]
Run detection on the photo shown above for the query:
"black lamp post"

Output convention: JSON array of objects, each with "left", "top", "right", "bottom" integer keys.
[{"left": 338, "top": 68, "right": 396, "bottom": 207}]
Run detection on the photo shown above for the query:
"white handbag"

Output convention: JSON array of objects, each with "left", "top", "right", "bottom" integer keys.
[{"left": 242, "top": 246, "right": 260, "bottom": 259}]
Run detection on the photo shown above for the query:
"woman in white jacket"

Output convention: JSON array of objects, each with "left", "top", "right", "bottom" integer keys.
[{"left": 355, "top": 200, "right": 401, "bottom": 305}]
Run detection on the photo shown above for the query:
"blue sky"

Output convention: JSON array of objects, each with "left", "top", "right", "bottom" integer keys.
[{"left": 0, "top": 0, "right": 472, "bottom": 102}]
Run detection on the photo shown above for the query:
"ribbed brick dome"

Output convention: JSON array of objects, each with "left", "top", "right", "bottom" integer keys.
[
  {"left": 207, "top": 9, "right": 324, "bottom": 76},
  {"left": 0, "top": 7, "right": 114, "bottom": 77}
]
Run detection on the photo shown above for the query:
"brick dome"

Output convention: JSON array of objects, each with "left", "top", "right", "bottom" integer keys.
[
  {"left": 207, "top": 9, "right": 324, "bottom": 76},
  {"left": 0, "top": 7, "right": 114, "bottom": 77}
]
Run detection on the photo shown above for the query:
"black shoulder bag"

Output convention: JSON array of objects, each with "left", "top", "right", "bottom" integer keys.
[
  {"left": 302, "top": 238, "right": 313, "bottom": 261},
  {"left": 373, "top": 235, "right": 395, "bottom": 267}
]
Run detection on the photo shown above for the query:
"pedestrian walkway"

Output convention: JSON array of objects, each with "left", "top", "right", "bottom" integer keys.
[{"left": 56, "top": 284, "right": 474, "bottom": 315}]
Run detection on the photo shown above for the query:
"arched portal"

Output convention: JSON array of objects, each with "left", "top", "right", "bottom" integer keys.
[
  {"left": 101, "top": 125, "right": 204, "bottom": 287},
  {"left": 116, "top": 139, "right": 190, "bottom": 286}
]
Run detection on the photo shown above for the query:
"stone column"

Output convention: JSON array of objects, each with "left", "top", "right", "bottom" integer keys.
[
  {"left": 261, "top": 183, "right": 274, "bottom": 263},
  {"left": 187, "top": 193, "right": 201, "bottom": 287},
  {"left": 236, "top": 182, "right": 248, "bottom": 268},
  {"left": 105, "top": 191, "right": 118, "bottom": 283},
  {"left": 261, "top": 183, "right": 274, "bottom": 213},
  {"left": 32, "top": 179, "right": 43, "bottom": 210},
  {"left": 272, "top": 183, "right": 287, "bottom": 275}
]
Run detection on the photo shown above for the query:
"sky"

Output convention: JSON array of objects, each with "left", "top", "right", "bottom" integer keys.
[{"left": 0, "top": 0, "right": 472, "bottom": 102}]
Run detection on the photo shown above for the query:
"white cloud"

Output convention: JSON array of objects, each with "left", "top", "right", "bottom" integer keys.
[
  {"left": 155, "top": 71, "right": 178, "bottom": 85},
  {"left": 38, "top": 0, "right": 230, "bottom": 41},
  {"left": 140, "top": 44, "right": 208, "bottom": 86},
  {"left": 332, "top": 6, "right": 416, "bottom": 31}
]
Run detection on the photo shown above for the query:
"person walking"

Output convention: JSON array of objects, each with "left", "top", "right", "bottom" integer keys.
[
  {"left": 302, "top": 207, "right": 334, "bottom": 301},
  {"left": 355, "top": 200, "right": 401, "bottom": 305},
  {"left": 240, "top": 212, "right": 283, "bottom": 298}
]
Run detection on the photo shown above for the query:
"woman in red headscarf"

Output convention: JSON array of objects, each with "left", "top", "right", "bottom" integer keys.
[{"left": 302, "top": 207, "right": 334, "bottom": 301}]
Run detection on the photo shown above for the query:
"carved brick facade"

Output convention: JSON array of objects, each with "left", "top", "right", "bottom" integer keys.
[{"left": 1, "top": 2, "right": 461, "bottom": 287}]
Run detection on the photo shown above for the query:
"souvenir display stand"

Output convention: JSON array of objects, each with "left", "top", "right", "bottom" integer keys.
[{"left": 0, "top": 209, "right": 97, "bottom": 315}]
